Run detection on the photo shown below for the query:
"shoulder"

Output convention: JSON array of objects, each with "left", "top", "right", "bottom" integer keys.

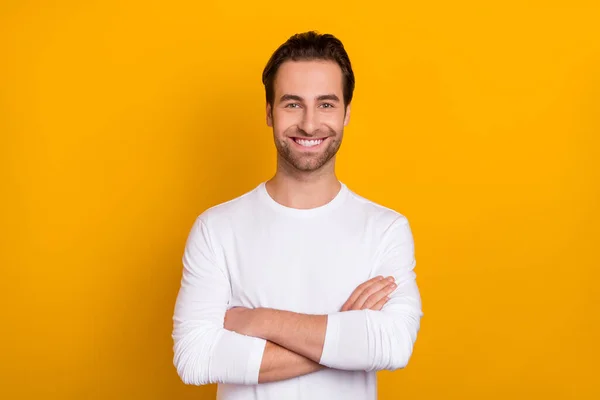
[
  {"left": 345, "top": 185, "right": 410, "bottom": 231},
  {"left": 344, "top": 187, "right": 415, "bottom": 264},
  {"left": 194, "top": 183, "right": 262, "bottom": 231}
]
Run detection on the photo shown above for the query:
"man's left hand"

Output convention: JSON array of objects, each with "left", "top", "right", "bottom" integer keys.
[{"left": 224, "top": 306, "right": 261, "bottom": 337}]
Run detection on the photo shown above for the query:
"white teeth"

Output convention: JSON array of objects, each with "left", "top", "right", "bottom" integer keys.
[{"left": 295, "top": 139, "right": 323, "bottom": 147}]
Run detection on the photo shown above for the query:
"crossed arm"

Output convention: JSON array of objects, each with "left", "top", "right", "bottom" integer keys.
[
  {"left": 224, "top": 276, "right": 397, "bottom": 383},
  {"left": 172, "top": 217, "right": 422, "bottom": 386}
]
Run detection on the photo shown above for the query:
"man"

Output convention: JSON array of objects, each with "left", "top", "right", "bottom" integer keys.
[{"left": 172, "top": 31, "right": 423, "bottom": 400}]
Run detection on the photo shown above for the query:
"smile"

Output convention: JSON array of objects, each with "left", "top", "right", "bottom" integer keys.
[{"left": 291, "top": 137, "right": 327, "bottom": 148}]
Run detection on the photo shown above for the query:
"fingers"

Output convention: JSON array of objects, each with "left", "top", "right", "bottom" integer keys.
[
  {"left": 341, "top": 276, "right": 385, "bottom": 311},
  {"left": 370, "top": 295, "right": 389, "bottom": 311},
  {"left": 352, "top": 277, "right": 396, "bottom": 310},
  {"left": 362, "top": 281, "right": 397, "bottom": 310},
  {"left": 342, "top": 276, "right": 396, "bottom": 311}
]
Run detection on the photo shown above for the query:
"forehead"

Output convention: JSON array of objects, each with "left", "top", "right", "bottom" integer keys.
[{"left": 274, "top": 60, "right": 343, "bottom": 97}]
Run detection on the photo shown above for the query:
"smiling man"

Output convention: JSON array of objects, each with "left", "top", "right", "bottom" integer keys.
[{"left": 172, "top": 31, "right": 423, "bottom": 400}]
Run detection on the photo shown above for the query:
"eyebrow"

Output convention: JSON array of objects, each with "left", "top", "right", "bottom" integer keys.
[{"left": 279, "top": 94, "right": 341, "bottom": 103}]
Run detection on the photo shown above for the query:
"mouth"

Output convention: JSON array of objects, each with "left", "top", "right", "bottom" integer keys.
[{"left": 290, "top": 137, "right": 329, "bottom": 150}]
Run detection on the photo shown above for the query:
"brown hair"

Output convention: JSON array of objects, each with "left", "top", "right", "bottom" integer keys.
[{"left": 262, "top": 31, "right": 355, "bottom": 108}]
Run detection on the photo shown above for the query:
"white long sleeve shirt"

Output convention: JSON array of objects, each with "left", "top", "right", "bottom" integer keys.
[{"left": 172, "top": 181, "right": 423, "bottom": 400}]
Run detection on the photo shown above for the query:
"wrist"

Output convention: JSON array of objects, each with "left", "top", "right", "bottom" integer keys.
[
  {"left": 250, "top": 307, "right": 272, "bottom": 340},
  {"left": 254, "top": 307, "right": 286, "bottom": 342}
]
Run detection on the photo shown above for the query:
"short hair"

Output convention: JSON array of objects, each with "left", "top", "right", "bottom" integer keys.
[{"left": 262, "top": 31, "right": 355, "bottom": 107}]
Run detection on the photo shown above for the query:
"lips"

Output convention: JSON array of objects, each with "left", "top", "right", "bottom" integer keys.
[{"left": 291, "top": 137, "right": 328, "bottom": 149}]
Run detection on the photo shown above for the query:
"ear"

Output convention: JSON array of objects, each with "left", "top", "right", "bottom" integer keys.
[
  {"left": 266, "top": 103, "right": 273, "bottom": 127},
  {"left": 343, "top": 103, "right": 351, "bottom": 126}
]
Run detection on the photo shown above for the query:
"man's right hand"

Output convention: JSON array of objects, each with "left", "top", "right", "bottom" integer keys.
[{"left": 340, "top": 276, "right": 397, "bottom": 312}]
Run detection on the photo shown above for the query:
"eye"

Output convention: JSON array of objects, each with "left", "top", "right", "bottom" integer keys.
[
  {"left": 285, "top": 103, "right": 301, "bottom": 108},
  {"left": 320, "top": 103, "right": 334, "bottom": 108}
]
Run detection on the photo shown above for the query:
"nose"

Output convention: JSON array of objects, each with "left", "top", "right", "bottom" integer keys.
[{"left": 298, "top": 107, "right": 319, "bottom": 135}]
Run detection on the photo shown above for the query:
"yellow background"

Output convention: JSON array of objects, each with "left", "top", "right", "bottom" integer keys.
[{"left": 1, "top": 1, "right": 599, "bottom": 399}]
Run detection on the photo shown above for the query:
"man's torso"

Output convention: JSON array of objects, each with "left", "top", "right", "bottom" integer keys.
[{"left": 203, "top": 182, "right": 400, "bottom": 400}]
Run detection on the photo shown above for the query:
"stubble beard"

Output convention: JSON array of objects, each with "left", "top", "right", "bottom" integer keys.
[{"left": 274, "top": 126, "right": 343, "bottom": 172}]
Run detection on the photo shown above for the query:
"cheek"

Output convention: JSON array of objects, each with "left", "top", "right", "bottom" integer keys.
[
  {"left": 273, "top": 112, "right": 298, "bottom": 133},
  {"left": 322, "top": 113, "right": 345, "bottom": 129},
  {"left": 272, "top": 110, "right": 345, "bottom": 133}
]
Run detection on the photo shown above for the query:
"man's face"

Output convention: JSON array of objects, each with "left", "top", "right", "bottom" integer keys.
[{"left": 267, "top": 60, "right": 351, "bottom": 172}]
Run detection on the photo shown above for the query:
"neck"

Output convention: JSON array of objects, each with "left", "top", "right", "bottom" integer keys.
[{"left": 266, "top": 157, "right": 341, "bottom": 210}]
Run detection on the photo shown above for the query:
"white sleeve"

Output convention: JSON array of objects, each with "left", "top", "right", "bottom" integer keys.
[
  {"left": 172, "top": 217, "right": 267, "bottom": 385},
  {"left": 319, "top": 217, "right": 423, "bottom": 371}
]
